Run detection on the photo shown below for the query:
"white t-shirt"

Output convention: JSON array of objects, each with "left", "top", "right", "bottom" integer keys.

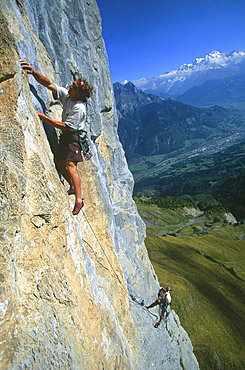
[
  {"left": 56, "top": 85, "right": 87, "bottom": 132},
  {"left": 159, "top": 289, "right": 171, "bottom": 304}
]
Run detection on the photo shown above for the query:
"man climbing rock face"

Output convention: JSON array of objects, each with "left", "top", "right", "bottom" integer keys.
[
  {"left": 147, "top": 286, "right": 172, "bottom": 328},
  {"left": 20, "top": 59, "right": 93, "bottom": 215}
]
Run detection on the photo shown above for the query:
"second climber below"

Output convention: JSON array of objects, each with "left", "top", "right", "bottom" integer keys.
[
  {"left": 147, "top": 286, "right": 172, "bottom": 328},
  {"left": 20, "top": 59, "right": 93, "bottom": 215}
]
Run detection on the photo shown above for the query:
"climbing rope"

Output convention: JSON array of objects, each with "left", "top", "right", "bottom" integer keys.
[
  {"left": 82, "top": 209, "right": 128, "bottom": 295},
  {"left": 81, "top": 209, "right": 160, "bottom": 323}
]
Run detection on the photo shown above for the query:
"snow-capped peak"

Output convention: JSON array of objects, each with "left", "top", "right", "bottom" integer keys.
[
  {"left": 132, "top": 50, "right": 245, "bottom": 95},
  {"left": 179, "top": 51, "right": 245, "bottom": 71}
]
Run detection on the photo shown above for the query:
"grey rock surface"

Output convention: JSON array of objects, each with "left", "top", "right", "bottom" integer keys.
[{"left": 0, "top": 1, "right": 199, "bottom": 369}]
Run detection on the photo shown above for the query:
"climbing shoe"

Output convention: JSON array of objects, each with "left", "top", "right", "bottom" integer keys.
[{"left": 72, "top": 200, "right": 84, "bottom": 215}]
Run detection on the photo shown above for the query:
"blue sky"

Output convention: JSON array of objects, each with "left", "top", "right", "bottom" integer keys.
[{"left": 96, "top": 0, "right": 245, "bottom": 83}]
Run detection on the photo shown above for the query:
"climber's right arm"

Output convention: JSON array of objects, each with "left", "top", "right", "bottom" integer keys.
[{"left": 20, "top": 59, "right": 57, "bottom": 96}]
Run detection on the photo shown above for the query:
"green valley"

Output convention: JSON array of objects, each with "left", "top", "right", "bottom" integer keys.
[
  {"left": 136, "top": 199, "right": 245, "bottom": 370},
  {"left": 133, "top": 141, "right": 245, "bottom": 220}
]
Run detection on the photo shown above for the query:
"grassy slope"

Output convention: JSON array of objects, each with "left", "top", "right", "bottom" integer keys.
[{"left": 137, "top": 203, "right": 245, "bottom": 370}]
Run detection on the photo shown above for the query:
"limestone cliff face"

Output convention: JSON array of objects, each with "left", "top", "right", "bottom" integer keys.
[{"left": 0, "top": 1, "right": 199, "bottom": 369}]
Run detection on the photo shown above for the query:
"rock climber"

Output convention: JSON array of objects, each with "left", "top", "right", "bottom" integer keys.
[
  {"left": 20, "top": 59, "right": 93, "bottom": 215},
  {"left": 147, "top": 286, "right": 171, "bottom": 328}
]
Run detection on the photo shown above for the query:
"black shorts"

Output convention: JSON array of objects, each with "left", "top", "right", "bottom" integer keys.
[
  {"left": 159, "top": 303, "right": 168, "bottom": 316},
  {"left": 55, "top": 131, "right": 83, "bottom": 163}
]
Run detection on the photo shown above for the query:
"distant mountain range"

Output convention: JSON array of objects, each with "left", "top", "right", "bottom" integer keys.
[
  {"left": 114, "top": 81, "right": 245, "bottom": 162},
  {"left": 176, "top": 74, "right": 245, "bottom": 107},
  {"left": 131, "top": 50, "right": 245, "bottom": 96}
]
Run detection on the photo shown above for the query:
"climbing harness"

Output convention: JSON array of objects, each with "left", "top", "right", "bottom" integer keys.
[{"left": 70, "top": 130, "right": 93, "bottom": 160}]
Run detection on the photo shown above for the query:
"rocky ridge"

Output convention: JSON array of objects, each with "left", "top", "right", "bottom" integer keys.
[{"left": 0, "top": 1, "right": 199, "bottom": 369}]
